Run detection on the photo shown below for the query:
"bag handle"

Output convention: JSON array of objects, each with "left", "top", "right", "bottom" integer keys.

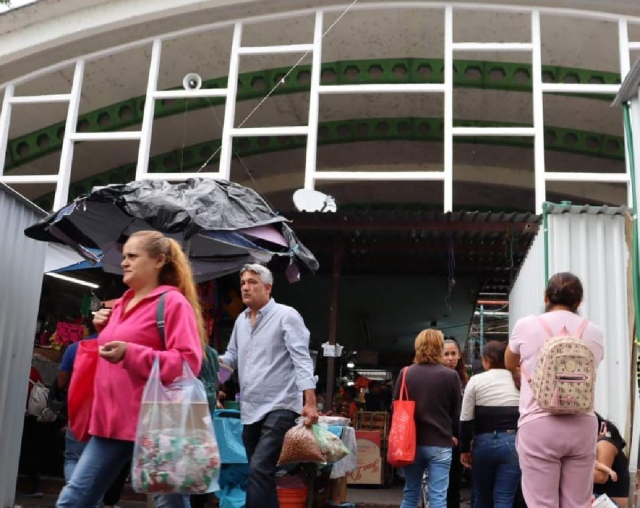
[{"left": 398, "top": 367, "right": 411, "bottom": 401}]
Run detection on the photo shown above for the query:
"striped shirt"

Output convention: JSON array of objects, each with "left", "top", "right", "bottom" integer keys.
[{"left": 220, "top": 299, "right": 316, "bottom": 425}]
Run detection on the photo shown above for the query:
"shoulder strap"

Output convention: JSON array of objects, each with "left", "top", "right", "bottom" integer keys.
[
  {"left": 399, "top": 366, "right": 411, "bottom": 401},
  {"left": 156, "top": 292, "right": 167, "bottom": 350},
  {"left": 576, "top": 319, "right": 589, "bottom": 338}
]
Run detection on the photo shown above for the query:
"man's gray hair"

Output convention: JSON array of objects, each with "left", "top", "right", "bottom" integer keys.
[{"left": 240, "top": 263, "right": 274, "bottom": 285}]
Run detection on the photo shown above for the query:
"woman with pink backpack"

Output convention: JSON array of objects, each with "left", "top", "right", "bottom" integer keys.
[{"left": 506, "top": 272, "right": 604, "bottom": 508}]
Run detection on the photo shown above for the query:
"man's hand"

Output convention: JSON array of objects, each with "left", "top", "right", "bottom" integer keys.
[
  {"left": 452, "top": 437, "right": 459, "bottom": 447},
  {"left": 460, "top": 452, "right": 472, "bottom": 469},
  {"left": 93, "top": 308, "right": 112, "bottom": 333},
  {"left": 99, "top": 341, "right": 128, "bottom": 363},
  {"left": 302, "top": 403, "right": 319, "bottom": 426},
  {"left": 302, "top": 388, "right": 319, "bottom": 426}
]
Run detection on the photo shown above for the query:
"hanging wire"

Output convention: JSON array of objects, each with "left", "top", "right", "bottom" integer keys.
[
  {"left": 204, "top": 96, "right": 276, "bottom": 210},
  {"left": 196, "top": 0, "right": 360, "bottom": 173}
]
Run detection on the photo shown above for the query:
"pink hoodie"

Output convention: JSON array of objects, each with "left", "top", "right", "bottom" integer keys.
[{"left": 89, "top": 285, "right": 203, "bottom": 442}]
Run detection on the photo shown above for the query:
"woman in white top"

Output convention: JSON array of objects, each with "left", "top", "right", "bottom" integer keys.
[{"left": 459, "top": 341, "right": 521, "bottom": 508}]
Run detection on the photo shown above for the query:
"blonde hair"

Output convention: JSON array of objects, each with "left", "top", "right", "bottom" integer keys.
[
  {"left": 129, "top": 231, "right": 207, "bottom": 347},
  {"left": 414, "top": 329, "right": 445, "bottom": 365}
]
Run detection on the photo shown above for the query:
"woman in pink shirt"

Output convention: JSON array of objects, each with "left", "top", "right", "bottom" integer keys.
[
  {"left": 506, "top": 272, "right": 604, "bottom": 508},
  {"left": 57, "top": 231, "right": 205, "bottom": 508}
]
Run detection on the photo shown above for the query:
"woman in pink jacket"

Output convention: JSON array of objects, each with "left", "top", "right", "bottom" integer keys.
[
  {"left": 57, "top": 231, "right": 205, "bottom": 508},
  {"left": 506, "top": 272, "right": 604, "bottom": 508}
]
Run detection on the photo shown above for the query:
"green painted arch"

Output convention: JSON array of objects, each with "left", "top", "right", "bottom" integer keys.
[
  {"left": 8, "top": 58, "right": 621, "bottom": 172},
  {"left": 33, "top": 116, "right": 625, "bottom": 211}
]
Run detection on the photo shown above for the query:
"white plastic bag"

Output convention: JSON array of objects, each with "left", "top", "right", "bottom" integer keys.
[{"left": 132, "top": 358, "right": 220, "bottom": 494}]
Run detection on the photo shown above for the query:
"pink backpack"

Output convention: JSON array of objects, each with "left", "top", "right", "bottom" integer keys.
[{"left": 521, "top": 317, "right": 596, "bottom": 414}]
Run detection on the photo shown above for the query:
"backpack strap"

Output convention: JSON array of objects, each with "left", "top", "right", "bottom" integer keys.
[
  {"left": 156, "top": 292, "right": 167, "bottom": 350},
  {"left": 576, "top": 319, "right": 589, "bottom": 338}
]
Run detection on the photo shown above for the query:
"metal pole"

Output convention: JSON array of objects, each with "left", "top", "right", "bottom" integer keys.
[
  {"left": 479, "top": 304, "right": 485, "bottom": 355},
  {"left": 443, "top": 6, "right": 453, "bottom": 213},
  {"left": 531, "top": 10, "right": 546, "bottom": 214},
  {"left": 325, "top": 239, "right": 342, "bottom": 412}
]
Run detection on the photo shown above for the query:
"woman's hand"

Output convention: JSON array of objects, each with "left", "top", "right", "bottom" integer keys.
[
  {"left": 460, "top": 452, "right": 473, "bottom": 469},
  {"left": 99, "top": 341, "right": 128, "bottom": 363},
  {"left": 93, "top": 308, "right": 112, "bottom": 333}
]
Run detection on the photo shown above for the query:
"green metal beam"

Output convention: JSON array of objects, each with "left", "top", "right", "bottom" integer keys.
[
  {"left": 7, "top": 58, "right": 620, "bottom": 172},
  {"left": 33, "top": 116, "right": 625, "bottom": 211}
]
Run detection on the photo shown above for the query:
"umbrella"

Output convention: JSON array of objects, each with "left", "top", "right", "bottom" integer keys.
[{"left": 25, "top": 178, "right": 318, "bottom": 282}]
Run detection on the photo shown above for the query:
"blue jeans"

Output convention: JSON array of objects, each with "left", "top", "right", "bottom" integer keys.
[
  {"left": 63, "top": 429, "right": 86, "bottom": 483},
  {"left": 472, "top": 431, "right": 521, "bottom": 508},
  {"left": 401, "top": 446, "right": 452, "bottom": 508},
  {"left": 56, "top": 436, "right": 190, "bottom": 508}
]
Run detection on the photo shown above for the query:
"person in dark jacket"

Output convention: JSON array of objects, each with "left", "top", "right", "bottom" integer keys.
[{"left": 394, "top": 329, "right": 462, "bottom": 508}]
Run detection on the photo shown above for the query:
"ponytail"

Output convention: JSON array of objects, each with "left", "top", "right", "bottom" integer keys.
[{"left": 162, "top": 239, "right": 207, "bottom": 348}]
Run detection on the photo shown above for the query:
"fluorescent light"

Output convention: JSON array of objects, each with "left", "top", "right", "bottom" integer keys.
[
  {"left": 347, "top": 361, "right": 355, "bottom": 368},
  {"left": 46, "top": 272, "right": 99, "bottom": 289}
]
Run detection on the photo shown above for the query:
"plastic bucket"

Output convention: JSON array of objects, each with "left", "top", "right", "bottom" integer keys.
[{"left": 276, "top": 486, "right": 307, "bottom": 508}]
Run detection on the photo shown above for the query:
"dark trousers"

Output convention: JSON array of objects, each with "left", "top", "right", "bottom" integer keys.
[
  {"left": 447, "top": 445, "right": 461, "bottom": 508},
  {"left": 472, "top": 432, "right": 521, "bottom": 508},
  {"left": 21, "top": 415, "right": 44, "bottom": 492},
  {"left": 241, "top": 409, "right": 298, "bottom": 508}
]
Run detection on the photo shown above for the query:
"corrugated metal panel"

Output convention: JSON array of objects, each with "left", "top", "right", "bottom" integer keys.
[
  {"left": 547, "top": 212, "right": 640, "bottom": 470},
  {"left": 0, "top": 187, "right": 47, "bottom": 508},
  {"left": 546, "top": 203, "right": 628, "bottom": 216},
  {"left": 509, "top": 230, "right": 545, "bottom": 332}
]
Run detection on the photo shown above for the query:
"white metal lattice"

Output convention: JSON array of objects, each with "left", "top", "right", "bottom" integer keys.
[{"left": 0, "top": 2, "right": 638, "bottom": 213}]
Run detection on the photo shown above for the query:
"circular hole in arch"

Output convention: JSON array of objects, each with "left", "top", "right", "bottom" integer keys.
[
  {"left": 564, "top": 133, "right": 578, "bottom": 148},
  {"left": 605, "top": 139, "right": 621, "bottom": 153},
  {"left": 97, "top": 112, "right": 111, "bottom": 127},
  {"left": 465, "top": 66, "right": 482, "bottom": 80},
  {"left": 368, "top": 65, "right": 384, "bottom": 79},
  {"left": 297, "top": 71, "right": 311, "bottom": 85},
  {"left": 77, "top": 119, "right": 90, "bottom": 132},
  {"left": 398, "top": 122, "right": 411, "bottom": 135},
  {"left": 57, "top": 127, "right": 65, "bottom": 140},
  {"left": 337, "top": 124, "right": 351, "bottom": 137},
  {"left": 321, "top": 69, "right": 338, "bottom": 83},
  {"left": 344, "top": 66, "right": 360, "bottom": 80},
  {"left": 563, "top": 73, "right": 580, "bottom": 84},
  {"left": 377, "top": 122, "right": 390, "bottom": 135},
  {"left": 489, "top": 68, "right": 506, "bottom": 81},
  {"left": 356, "top": 123, "right": 369, "bottom": 136},
  {"left": 514, "top": 68, "right": 530, "bottom": 83},
  {"left": 588, "top": 76, "right": 605, "bottom": 85},
  {"left": 251, "top": 77, "right": 266, "bottom": 91},
  {"left": 417, "top": 64, "right": 432, "bottom": 79},
  {"left": 542, "top": 71, "right": 555, "bottom": 83},
  {"left": 37, "top": 134, "right": 50, "bottom": 149},
  {"left": 277, "top": 136, "right": 293, "bottom": 145},
  {"left": 183, "top": 151, "right": 194, "bottom": 164},
  {"left": 237, "top": 139, "right": 251, "bottom": 151},
  {"left": 318, "top": 126, "right": 330, "bottom": 139},
  {"left": 258, "top": 137, "right": 271, "bottom": 147},
  {"left": 544, "top": 130, "right": 557, "bottom": 144},
  {"left": 16, "top": 142, "right": 29, "bottom": 157},
  {"left": 586, "top": 136, "right": 600, "bottom": 150},
  {"left": 418, "top": 123, "right": 431, "bottom": 135},
  {"left": 119, "top": 105, "right": 134, "bottom": 121},
  {"left": 392, "top": 64, "right": 408, "bottom": 78}
]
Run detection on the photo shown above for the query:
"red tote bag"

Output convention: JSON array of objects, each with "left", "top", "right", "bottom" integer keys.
[
  {"left": 387, "top": 367, "right": 416, "bottom": 468},
  {"left": 68, "top": 340, "right": 99, "bottom": 442}
]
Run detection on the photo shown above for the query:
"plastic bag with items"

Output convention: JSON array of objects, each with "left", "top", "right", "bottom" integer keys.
[
  {"left": 132, "top": 358, "right": 221, "bottom": 494},
  {"left": 278, "top": 419, "right": 350, "bottom": 466}
]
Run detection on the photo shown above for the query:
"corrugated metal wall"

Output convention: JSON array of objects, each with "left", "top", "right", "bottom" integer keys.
[
  {"left": 0, "top": 186, "right": 47, "bottom": 508},
  {"left": 510, "top": 210, "right": 639, "bottom": 470},
  {"left": 509, "top": 230, "right": 545, "bottom": 330}
]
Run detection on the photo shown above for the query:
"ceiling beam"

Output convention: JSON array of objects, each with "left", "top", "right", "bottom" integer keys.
[{"left": 293, "top": 219, "right": 539, "bottom": 233}]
